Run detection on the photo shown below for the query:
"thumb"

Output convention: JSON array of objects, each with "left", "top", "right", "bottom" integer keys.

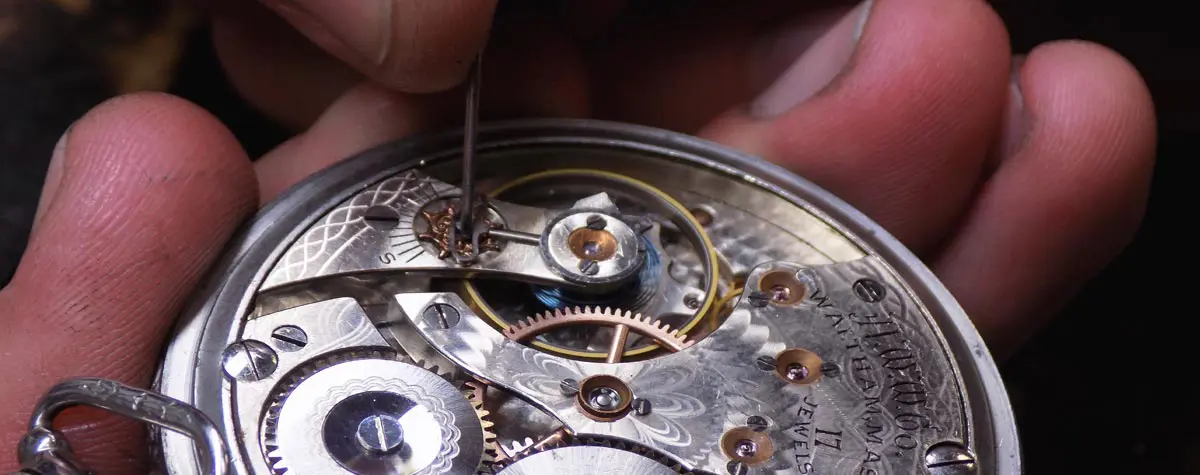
[
  {"left": 260, "top": 0, "right": 498, "bottom": 93},
  {"left": 0, "top": 93, "right": 257, "bottom": 474}
]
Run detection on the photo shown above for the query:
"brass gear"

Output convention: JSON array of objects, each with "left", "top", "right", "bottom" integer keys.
[
  {"left": 462, "top": 380, "right": 501, "bottom": 469},
  {"left": 503, "top": 307, "right": 693, "bottom": 363},
  {"left": 416, "top": 201, "right": 502, "bottom": 259},
  {"left": 492, "top": 428, "right": 570, "bottom": 469},
  {"left": 497, "top": 437, "right": 536, "bottom": 462}
]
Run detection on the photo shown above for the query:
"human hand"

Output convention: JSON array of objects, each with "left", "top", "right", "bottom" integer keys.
[{"left": 1, "top": 0, "right": 1154, "bottom": 472}]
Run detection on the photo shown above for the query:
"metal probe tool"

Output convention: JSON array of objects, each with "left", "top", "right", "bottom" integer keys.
[{"left": 456, "top": 53, "right": 483, "bottom": 242}]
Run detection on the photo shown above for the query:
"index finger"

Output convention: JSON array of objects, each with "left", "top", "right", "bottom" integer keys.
[{"left": 260, "top": 0, "right": 498, "bottom": 92}]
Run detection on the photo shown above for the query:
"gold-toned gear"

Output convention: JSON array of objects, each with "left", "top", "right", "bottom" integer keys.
[
  {"left": 497, "top": 437, "right": 536, "bottom": 463},
  {"left": 417, "top": 203, "right": 501, "bottom": 259},
  {"left": 493, "top": 428, "right": 570, "bottom": 469},
  {"left": 462, "top": 380, "right": 500, "bottom": 470},
  {"left": 504, "top": 307, "right": 693, "bottom": 363}
]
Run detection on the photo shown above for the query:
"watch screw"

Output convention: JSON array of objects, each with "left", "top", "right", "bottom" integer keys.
[
  {"left": 755, "top": 356, "right": 776, "bottom": 371},
  {"left": 633, "top": 398, "right": 652, "bottom": 416},
  {"left": 421, "top": 303, "right": 461, "bottom": 329},
  {"left": 852, "top": 278, "right": 887, "bottom": 303},
  {"left": 586, "top": 215, "right": 607, "bottom": 230},
  {"left": 560, "top": 378, "right": 580, "bottom": 396},
  {"left": 269, "top": 325, "right": 308, "bottom": 352},
  {"left": 221, "top": 340, "right": 278, "bottom": 381},
  {"left": 746, "top": 415, "right": 769, "bottom": 432},
  {"left": 926, "top": 441, "right": 977, "bottom": 475},
  {"left": 746, "top": 291, "right": 770, "bottom": 307}
]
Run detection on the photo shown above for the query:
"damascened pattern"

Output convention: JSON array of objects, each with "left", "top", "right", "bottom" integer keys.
[{"left": 268, "top": 172, "right": 454, "bottom": 284}]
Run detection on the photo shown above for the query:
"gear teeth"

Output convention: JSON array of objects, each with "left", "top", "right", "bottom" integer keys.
[
  {"left": 261, "top": 348, "right": 495, "bottom": 475},
  {"left": 508, "top": 437, "right": 536, "bottom": 454},
  {"left": 495, "top": 436, "right": 536, "bottom": 465},
  {"left": 500, "top": 306, "right": 693, "bottom": 356},
  {"left": 477, "top": 409, "right": 498, "bottom": 463},
  {"left": 410, "top": 357, "right": 456, "bottom": 381},
  {"left": 495, "top": 432, "right": 563, "bottom": 467},
  {"left": 260, "top": 348, "right": 401, "bottom": 465},
  {"left": 461, "top": 380, "right": 500, "bottom": 472},
  {"left": 267, "top": 448, "right": 288, "bottom": 473}
]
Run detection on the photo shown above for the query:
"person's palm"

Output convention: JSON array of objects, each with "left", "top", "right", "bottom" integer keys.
[{"left": 0, "top": 1, "right": 1154, "bottom": 473}]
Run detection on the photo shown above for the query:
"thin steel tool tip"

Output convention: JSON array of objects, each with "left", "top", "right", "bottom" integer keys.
[{"left": 457, "top": 53, "right": 483, "bottom": 238}]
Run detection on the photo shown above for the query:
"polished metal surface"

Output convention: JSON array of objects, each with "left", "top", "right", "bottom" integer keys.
[
  {"left": 497, "top": 445, "right": 678, "bottom": 475},
  {"left": 355, "top": 414, "right": 406, "bottom": 455},
  {"left": 221, "top": 340, "right": 278, "bottom": 381},
  {"left": 152, "top": 120, "right": 1018, "bottom": 475},
  {"left": 16, "top": 378, "right": 228, "bottom": 475},
  {"left": 232, "top": 298, "right": 396, "bottom": 474},
  {"left": 540, "top": 209, "right": 645, "bottom": 286},
  {"left": 256, "top": 171, "right": 576, "bottom": 292},
  {"left": 271, "top": 358, "right": 484, "bottom": 474},
  {"left": 392, "top": 253, "right": 970, "bottom": 474},
  {"left": 466, "top": 169, "right": 717, "bottom": 361},
  {"left": 456, "top": 53, "right": 483, "bottom": 241},
  {"left": 10, "top": 427, "right": 88, "bottom": 475}
]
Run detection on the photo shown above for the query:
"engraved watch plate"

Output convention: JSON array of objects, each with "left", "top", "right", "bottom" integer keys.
[{"left": 154, "top": 120, "right": 1019, "bottom": 475}]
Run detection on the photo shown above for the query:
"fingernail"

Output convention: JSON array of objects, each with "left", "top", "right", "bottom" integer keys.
[
  {"left": 273, "top": 0, "right": 393, "bottom": 66},
  {"left": 993, "top": 57, "right": 1028, "bottom": 166},
  {"left": 750, "top": 0, "right": 874, "bottom": 118},
  {"left": 33, "top": 127, "right": 70, "bottom": 231}
]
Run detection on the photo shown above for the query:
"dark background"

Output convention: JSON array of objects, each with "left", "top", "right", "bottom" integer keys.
[{"left": 0, "top": 1, "right": 1190, "bottom": 473}]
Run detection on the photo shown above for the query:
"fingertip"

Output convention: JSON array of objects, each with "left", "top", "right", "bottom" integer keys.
[
  {"left": 372, "top": 0, "right": 499, "bottom": 93},
  {"left": 934, "top": 40, "right": 1157, "bottom": 352},
  {"left": 1001, "top": 39, "right": 1156, "bottom": 238},
  {"left": 765, "top": 0, "right": 1012, "bottom": 149},
  {"left": 1019, "top": 40, "right": 1157, "bottom": 168},
  {"left": 15, "top": 90, "right": 259, "bottom": 316},
  {"left": 703, "top": 0, "right": 1013, "bottom": 252},
  {"left": 73, "top": 92, "right": 253, "bottom": 166},
  {"left": 9, "top": 90, "right": 259, "bottom": 343},
  {"left": 212, "top": 8, "right": 359, "bottom": 131},
  {"left": 253, "top": 82, "right": 445, "bottom": 204},
  {"left": 56, "top": 91, "right": 259, "bottom": 220},
  {"left": 264, "top": 0, "right": 498, "bottom": 93}
]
